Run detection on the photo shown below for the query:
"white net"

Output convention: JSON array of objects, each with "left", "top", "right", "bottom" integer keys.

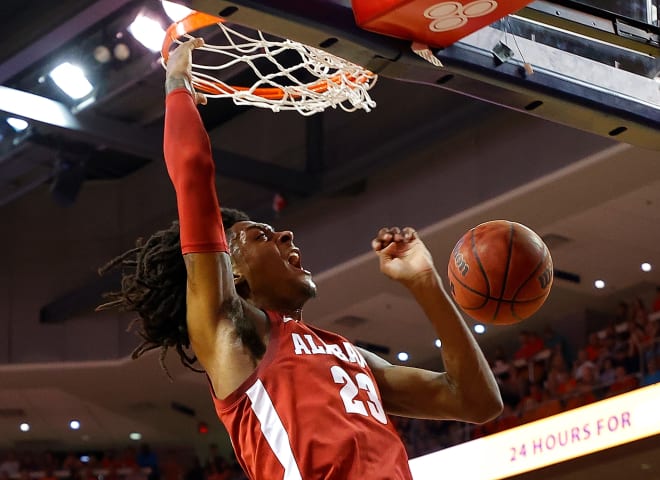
[{"left": 165, "top": 16, "right": 378, "bottom": 116}]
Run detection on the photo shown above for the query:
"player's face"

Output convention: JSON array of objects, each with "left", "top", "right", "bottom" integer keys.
[{"left": 229, "top": 221, "right": 317, "bottom": 311}]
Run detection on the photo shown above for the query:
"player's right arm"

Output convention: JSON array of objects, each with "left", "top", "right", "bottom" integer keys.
[{"left": 163, "top": 39, "right": 267, "bottom": 397}]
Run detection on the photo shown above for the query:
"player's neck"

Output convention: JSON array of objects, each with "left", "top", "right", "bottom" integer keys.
[{"left": 248, "top": 296, "right": 304, "bottom": 321}]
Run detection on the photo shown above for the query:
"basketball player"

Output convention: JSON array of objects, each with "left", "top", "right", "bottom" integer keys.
[{"left": 100, "top": 38, "right": 502, "bottom": 479}]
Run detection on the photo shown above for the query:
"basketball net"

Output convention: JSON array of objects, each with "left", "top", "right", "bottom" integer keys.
[{"left": 162, "top": 12, "right": 378, "bottom": 116}]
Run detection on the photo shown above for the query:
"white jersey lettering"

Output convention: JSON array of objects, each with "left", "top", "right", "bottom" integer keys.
[
  {"left": 325, "top": 343, "right": 348, "bottom": 362},
  {"left": 291, "top": 334, "right": 365, "bottom": 366},
  {"left": 344, "top": 342, "right": 367, "bottom": 368},
  {"left": 292, "top": 333, "right": 311, "bottom": 355},
  {"left": 304, "top": 334, "right": 326, "bottom": 354}
]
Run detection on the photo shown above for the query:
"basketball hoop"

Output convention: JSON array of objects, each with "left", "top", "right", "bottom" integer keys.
[{"left": 161, "top": 11, "right": 378, "bottom": 115}]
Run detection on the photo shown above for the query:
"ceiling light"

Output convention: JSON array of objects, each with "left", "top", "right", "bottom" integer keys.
[
  {"left": 397, "top": 352, "right": 409, "bottom": 362},
  {"left": 128, "top": 14, "right": 166, "bottom": 52},
  {"left": 69, "top": 420, "right": 81, "bottom": 430},
  {"left": 162, "top": 0, "right": 193, "bottom": 22},
  {"left": 93, "top": 45, "right": 112, "bottom": 64},
  {"left": 129, "top": 432, "right": 142, "bottom": 441},
  {"left": 434, "top": 339, "right": 442, "bottom": 348},
  {"left": 594, "top": 279, "right": 605, "bottom": 289},
  {"left": 7, "top": 117, "right": 29, "bottom": 132},
  {"left": 19, "top": 423, "right": 30, "bottom": 432},
  {"left": 113, "top": 43, "right": 131, "bottom": 61},
  {"left": 49, "top": 63, "right": 94, "bottom": 99},
  {"left": 474, "top": 324, "right": 486, "bottom": 334},
  {"left": 641, "top": 262, "right": 652, "bottom": 272}
]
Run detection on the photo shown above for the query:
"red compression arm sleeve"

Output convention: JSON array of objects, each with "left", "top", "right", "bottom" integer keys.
[{"left": 164, "top": 88, "right": 228, "bottom": 254}]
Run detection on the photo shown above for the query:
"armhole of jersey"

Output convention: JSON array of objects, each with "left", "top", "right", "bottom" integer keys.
[{"left": 209, "top": 310, "right": 282, "bottom": 411}]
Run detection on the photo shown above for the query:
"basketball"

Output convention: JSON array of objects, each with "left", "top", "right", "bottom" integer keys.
[{"left": 447, "top": 220, "right": 553, "bottom": 325}]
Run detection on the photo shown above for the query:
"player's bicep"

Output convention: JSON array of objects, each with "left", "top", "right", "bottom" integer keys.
[{"left": 358, "top": 347, "right": 464, "bottom": 420}]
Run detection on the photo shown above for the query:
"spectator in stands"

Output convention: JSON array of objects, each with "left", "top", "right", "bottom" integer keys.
[
  {"left": 206, "top": 459, "right": 229, "bottom": 480},
  {"left": 573, "top": 348, "right": 597, "bottom": 381},
  {"left": 203, "top": 445, "right": 223, "bottom": 474},
  {"left": 519, "top": 383, "right": 544, "bottom": 423},
  {"left": 631, "top": 297, "right": 649, "bottom": 327},
  {"left": 108, "top": 466, "right": 123, "bottom": 480},
  {"left": 606, "top": 366, "right": 639, "bottom": 397},
  {"left": 493, "top": 403, "right": 520, "bottom": 433},
  {"left": 565, "top": 362, "right": 599, "bottom": 410},
  {"left": 0, "top": 452, "right": 19, "bottom": 476},
  {"left": 42, "top": 469, "right": 57, "bottom": 480},
  {"left": 125, "top": 465, "right": 148, "bottom": 480},
  {"left": 41, "top": 452, "right": 57, "bottom": 472},
  {"left": 160, "top": 451, "right": 182, "bottom": 480},
  {"left": 641, "top": 356, "right": 660, "bottom": 387},
  {"left": 543, "top": 326, "right": 570, "bottom": 365},
  {"left": 627, "top": 323, "right": 647, "bottom": 373},
  {"left": 118, "top": 448, "right": 138, "bottom": 470},
  {"left": 63, "top": 453, "right": 81, "bottom": 471},
  {"left": 514, "top": 330, "right": 545, "bottom": 361},
  {"left": 599, "top": 357, "right": 617, "bottom": 386},
  {"left": 642, "top": 320, "right": 660, "bottom": 361},
  {"left": 80, "top": 467, "right": 98, "bottom": 480},
  {"left": 545, "top": 351, "right": 574, "bottom": 397},
  {"left": 136, "top": 445, "right": 159, "bottom": 480},
  {"left": 531, "top": 359, "right": 548, "bottom": 385},
  {"left": 652, "top": 287, "right": 660, "bottom": 313},
  {"left": 490, "top": 346, "right": 509, "bottom": 374},
  {"left": 584, "top": 332, "right": 603, "bottom": 362},
  {"left": 535, "top": 388, "right": 562, "bottom": 420}
]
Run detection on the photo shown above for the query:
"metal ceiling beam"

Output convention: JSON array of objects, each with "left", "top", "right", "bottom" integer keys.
[
  {"left": 0, "top": 86, "right": 162, "bottom": 160},
  {"left": 0, "top": 0, "right": 137, "bottom": 84},
  {"left": 0, "top": 86, "right": 316, "bottom": 195},
  {"left": 519, "top": 0, "right": 659, "bottom": 56}
]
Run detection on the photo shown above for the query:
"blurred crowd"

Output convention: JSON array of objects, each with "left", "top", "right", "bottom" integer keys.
[
  {"left": 0, "top": 444, "right": 246, "bottom": 480},
  {"left": 395, "top": 291, "right": 660, "bottom": 457},
  {"left": 2, "top": 290, "right": 659, "bottom": 477}
]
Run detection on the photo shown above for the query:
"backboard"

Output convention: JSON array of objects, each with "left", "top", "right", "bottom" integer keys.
[{"left": 184, "top": 0, "right": 659, "bottom": 149}]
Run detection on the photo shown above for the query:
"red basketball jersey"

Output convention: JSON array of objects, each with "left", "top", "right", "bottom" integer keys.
[{"left": 210, "top": 311, "right": 413, "bottom": 479}]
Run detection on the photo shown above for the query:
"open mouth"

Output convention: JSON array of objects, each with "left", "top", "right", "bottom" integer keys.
[
  {"left": 287, "top": 250, "right": 310, "bottom": 274},
  {"left": 288, "top": 251, "right": 302, "bottom": 269}
]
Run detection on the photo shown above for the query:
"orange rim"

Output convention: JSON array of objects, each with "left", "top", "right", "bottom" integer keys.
[{"left": 161, "top": 11, "right": 374, "bottom": 101}]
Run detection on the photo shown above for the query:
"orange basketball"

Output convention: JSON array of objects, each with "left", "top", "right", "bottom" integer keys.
[{"left": 447, "top": 220, "right": 553, "bottom": 325}]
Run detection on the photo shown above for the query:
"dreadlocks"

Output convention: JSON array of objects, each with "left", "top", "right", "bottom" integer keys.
[{"left": 97, "top": 207, "right": 256, "bottom": 376}]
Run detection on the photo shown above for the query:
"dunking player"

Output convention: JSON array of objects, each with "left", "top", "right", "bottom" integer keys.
[{"left": 100, "top": 39, "right": 502, "bottom": 479}]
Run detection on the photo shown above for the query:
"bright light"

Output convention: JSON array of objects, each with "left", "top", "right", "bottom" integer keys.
[
  {"left": 594, "top": 279, "right": 606, "bottom": 289},
  {"left": 473, "top": 324, "right": 486, "bottom": 334},
  {"left": 129, "top": 14, "right": 166, "bottom": 52},
  {"left": 641, "top": 262, "right": 652, "bottom": 272},
  {"left": 69, "top": 420, "right": 81, "bottom": 430},
  {"left": 49, "top": 63, "right": 94, "bottom": 100},
  {"left": 129, "top": 432, "right": 142, "bottom": 441},
  {"left": 162, "top": 0, "right": 193, "bottom": 22},
  {"left": 80, "top": 456, "right": 90, "bottom": 463},
  {"left": 19, "top": 423, "right": 30, "bottom": 432},
  {"left": 409, "top": 383, "right": 660, "bottom": 480},
  {"left": 7, "top": 117, "right": 29, "bottom": 132},
  {"left": 93, "top": 45, "right": 112, "bottom": 64},
  {"left": 434, "top": 339, "right": 442, "bottom": 348},
  {"left": 397, "top": 352, "right": 409, "bottom": 362}
]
